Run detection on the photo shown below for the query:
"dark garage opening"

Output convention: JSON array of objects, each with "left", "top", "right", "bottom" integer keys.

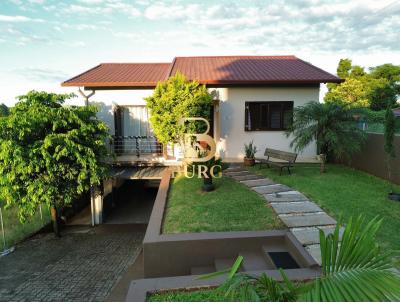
[{"left": 103, "top": 179, "right": 160, "bottom": 225}]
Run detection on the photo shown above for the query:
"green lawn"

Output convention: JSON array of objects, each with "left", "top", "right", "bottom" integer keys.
[
  {"left": 247, "top": 164, "right": 400, "bottom": 250},
  {"left": 148, "top": 289, "right": 222, "bottom": 302},
  {"left": 0, "top": 205, "right": 50, "bottom": 249},
  {"left": 162, "top": 175, "right": 284, "bottom": 233}
]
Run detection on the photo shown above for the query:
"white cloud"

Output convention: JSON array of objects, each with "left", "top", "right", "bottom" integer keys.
[
  {"left": 0, "top": 14, "right": 44, "bottom": 22},
  {"left": 77, "top": 0, "right": 104, "bottom": 4}
]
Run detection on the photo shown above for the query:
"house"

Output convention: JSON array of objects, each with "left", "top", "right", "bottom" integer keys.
[{"left": 62, "top": 56, "right": 341, "bottom": 164}]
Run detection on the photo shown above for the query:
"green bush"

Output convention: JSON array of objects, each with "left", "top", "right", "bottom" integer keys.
[{"left": 145, "top": 73, "right": 213, "bottom": 145}]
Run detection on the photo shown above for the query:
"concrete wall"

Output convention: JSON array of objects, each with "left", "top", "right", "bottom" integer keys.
[
  {"left": 342, "top": 132, "right": 400, "bottom": 185},
  {"left": 213, "top": 87, "right": 319, "bottom": 162}
]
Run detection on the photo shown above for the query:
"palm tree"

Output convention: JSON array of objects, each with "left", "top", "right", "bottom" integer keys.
[
  {"left": 202, "top": 216, "right": 400, "bottom": 301},
  {"left": 286, "top": 102, "right": 366, "bottom": 172}
]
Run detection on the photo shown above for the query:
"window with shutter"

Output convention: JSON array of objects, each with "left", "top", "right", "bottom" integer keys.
[{"left": 244, "top": 101, "right": 293, "bottom": 131}]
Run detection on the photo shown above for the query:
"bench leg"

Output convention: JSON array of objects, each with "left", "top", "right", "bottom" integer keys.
[
  {"left": 279, "top": 167, "right": 283, "bottom": 176},
  {"left": 287, "top": 166, "right": 291, "bottom": 175}
]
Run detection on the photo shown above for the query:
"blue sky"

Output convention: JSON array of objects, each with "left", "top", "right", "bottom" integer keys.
[{"left": 1, "top": 0, "right": 400, "bottom": 105}]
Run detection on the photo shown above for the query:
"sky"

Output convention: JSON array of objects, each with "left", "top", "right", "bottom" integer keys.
[{"left": 0, "top": 0, "right": 400, "bottom": 105}]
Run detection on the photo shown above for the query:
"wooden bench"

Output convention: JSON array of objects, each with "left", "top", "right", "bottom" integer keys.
[{"left": 256, "top": 148, "right": 298, "bottom": 175}]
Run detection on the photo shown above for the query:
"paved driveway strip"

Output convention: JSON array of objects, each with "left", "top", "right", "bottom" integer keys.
[
  {"left": 225, "top": 166, "right": 340, "bottom": 265},
  {"left": 0, "top": 226, "right": 144, "bottom": 302}
]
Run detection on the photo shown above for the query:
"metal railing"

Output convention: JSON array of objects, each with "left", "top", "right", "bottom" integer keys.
[{"left": 110, "top": 136, "right": 163, "bottom": 157}]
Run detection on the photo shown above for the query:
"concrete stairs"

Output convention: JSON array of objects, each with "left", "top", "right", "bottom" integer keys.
[{"left": 189, "top": 246, "right": 300, "bottom": 275}]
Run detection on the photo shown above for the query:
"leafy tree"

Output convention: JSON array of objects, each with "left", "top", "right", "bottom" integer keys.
[
  {"left": 336, "top": 58, "right": 352, "bottom": 79},
  {"left": 325, "top": 59, "right": 400, "bottom": 110},
  {"left": 204, "top": 216, "right": 400, "bottom": 301},
  {"left": 145, "top": 73, "right": 213, "bottom": 145},
  {"left": 325, "top": 78, "right": 370, "bottom": 107},
  {"left": 0, "top": 91, "right": 109, "bottom": 236},
  {"left": 286, "top": 102, "right": 367, "bottom": 166},
  {"left": 0, "top": 103, "right": 9, "bottom": 117}
]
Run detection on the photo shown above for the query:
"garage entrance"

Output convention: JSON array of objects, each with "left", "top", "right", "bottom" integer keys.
[{"left": 103, "top": 179, "right": 159, "bottom": 225}]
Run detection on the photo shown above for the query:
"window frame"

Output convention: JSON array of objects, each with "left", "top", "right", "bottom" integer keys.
[{"left": 244, "top": 101, "right": 294, "bottom": 131}]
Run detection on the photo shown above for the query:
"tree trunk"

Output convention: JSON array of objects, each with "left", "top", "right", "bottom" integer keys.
[
  {"left": 320, "top": 153, "right": 327, "bottom": 173},
  {"left": 50, "top": 204, "right": 60, "bottom": 238}
]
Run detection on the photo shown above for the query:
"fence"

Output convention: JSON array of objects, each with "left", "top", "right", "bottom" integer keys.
[
  {"left": 340, "top": 132, "right": 400, "bottom": 185},
  {"left": 0, "top": 204, "right": 50, "bottom": 255},
  {"left": 110, "top": 136, "right": 163, "bottom": 157}
]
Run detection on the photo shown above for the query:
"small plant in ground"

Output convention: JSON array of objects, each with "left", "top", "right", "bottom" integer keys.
[
  {"left": 189, "top": 155, "right": 222, "bottom": 192},
  {"left": 201, "top": 215, "right": 400, "bottom": 301},
  {"left": 244, "top": 140, "right": 257, "bottom": 166}
]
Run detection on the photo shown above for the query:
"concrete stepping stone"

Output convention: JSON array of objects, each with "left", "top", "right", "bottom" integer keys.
[
  {"left": 279, "top": 213, "right": 336, "bottom": 228},
  {"left": 240, "top": 178, "right": 276, "bottom": 187},
  {"left": 232, "top": 174, "right": 264, "bottom": 181},
  {"left": 291, "top": 226, "right": 344, "bottom": 246},
  {"left": 253, "top": 184, "right": 292, "bottom": 194},
  {"left": 264, "top": 192, "right": 309, "bottom": 203},
  {"left": 224, "top": 170, "right": 248, "bottom": 176},
  {"left": 270, "top": 201, "right": 322, "bottom": 214},
  {"left": 305, "top": 244, "right": 322, "bottom": 265}
]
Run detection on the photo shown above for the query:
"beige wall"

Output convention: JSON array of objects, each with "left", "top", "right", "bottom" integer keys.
[{"left": 213, "top": 87, "right": 319, "bottom": 162}]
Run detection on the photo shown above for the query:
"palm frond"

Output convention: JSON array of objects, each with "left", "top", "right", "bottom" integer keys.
[{"left": 299, "top": 216, "right": 400, "bottom": 302}]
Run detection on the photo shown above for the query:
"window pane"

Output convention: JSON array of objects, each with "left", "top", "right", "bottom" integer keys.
[{"left": 269, "top": 103, "right": 282, "bottom": 129}]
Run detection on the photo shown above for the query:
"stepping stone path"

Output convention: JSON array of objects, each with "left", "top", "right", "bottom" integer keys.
[{"left": 225, "top": 166, "right": 340, "bottom": 266}]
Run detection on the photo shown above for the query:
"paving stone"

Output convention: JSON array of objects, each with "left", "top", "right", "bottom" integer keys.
[
  {"left": 305, "top": 244, "right": 322, "bottom": 265},
  {"left": 224, "top": 170, "right": 249, "bottom": 176},
  {"left": 279, "top": 213, "right": 336, "bottom": 228},
  {"left": 291, "top": 226, "right": 344, "bottom": 245},
  {"left": 240, "top": 178, "right": 276, "bottom": 187},
  {"left": 264, "top": 192, "right": 309, "bottom": 202},
  {"left": 270, "top": 201, "right": 322, "bottom": 214},
  {"left": 252, "top": 184, "right": 292, "bottom": 194},
  {"left": 232, "top": 174, "right": 264, "bottom": 181}
]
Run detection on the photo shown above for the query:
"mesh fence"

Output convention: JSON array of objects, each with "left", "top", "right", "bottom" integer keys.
[{"left": 0, "top": 205, "right": 51, "bottom": 253}]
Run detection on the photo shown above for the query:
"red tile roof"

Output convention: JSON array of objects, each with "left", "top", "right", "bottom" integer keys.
[
  {"left": 61, "top": 56, "right": 342, "bottom": 88},
  {"left": 62, "top": 63, "right": 170, "bottom": 88}
]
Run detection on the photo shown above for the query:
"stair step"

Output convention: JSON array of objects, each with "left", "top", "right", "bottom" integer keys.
[
  {"left": 190, "top": 265, "right": 216, "bottom": 275},
  {"left": 260, "top": 246, "right": 277, "bottom": 268},
  {"left": 240, "top": 251, "right": 270, "bottom": 271},
  {"left": 214, "top": 258, "right": 240, "bottom": 271}
]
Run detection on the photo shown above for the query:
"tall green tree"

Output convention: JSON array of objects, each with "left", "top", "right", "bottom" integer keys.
[
  {"left": 145, "top": 73, "right": 213, "bottom": 145},
  {"left": 286, "top": 102, "right": 366, "bottom": 164},
  {"left": 0, "top": 91, "right": 109, "bottom": 236},
  {"left": 384, "top": 106, "right": 396, "bottom": 193}
]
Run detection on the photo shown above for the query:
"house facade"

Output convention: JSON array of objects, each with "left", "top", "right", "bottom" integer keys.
[{"left": 62, "top": 56, "right": 341, "bottom": 164}]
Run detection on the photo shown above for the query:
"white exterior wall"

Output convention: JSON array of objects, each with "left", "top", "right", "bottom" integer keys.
[
  {"left": 72, "top": 89, "right": 155, "bottom": 134},
  {"left": 68, "top": 86, "right": 318, "bottom": 162},
  {"left": 212, "top": 87, "right": 319, "bottom": 162}
]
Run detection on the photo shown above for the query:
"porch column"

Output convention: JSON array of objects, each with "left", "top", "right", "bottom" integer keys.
[
  {"left": 90, "top": 185, "right": 103, "bottom": 225},
  {"left": 213, "top": 99, "right": 220, "bottom": 153}
]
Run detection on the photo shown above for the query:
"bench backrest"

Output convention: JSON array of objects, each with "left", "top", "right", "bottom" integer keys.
[{"left": 264, "top": 148, "right": 297, "bottom": 163}]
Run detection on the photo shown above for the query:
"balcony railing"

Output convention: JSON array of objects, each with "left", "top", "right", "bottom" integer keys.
[{"left": 110, "top": 136, "right": 163, "bottom": 157}]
